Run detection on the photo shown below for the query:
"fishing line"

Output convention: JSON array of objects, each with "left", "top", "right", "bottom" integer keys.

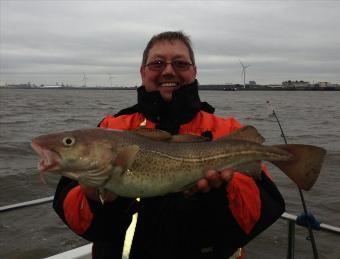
[{"left": 266, "top": 100, "right": 319, "bottom": 259}]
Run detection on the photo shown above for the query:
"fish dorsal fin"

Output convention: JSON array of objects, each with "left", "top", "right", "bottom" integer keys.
[
  {"left": 170, "top": 134, "right": 210, "bottom": 143},
  {"left": 114, "top": 145, "right": 140, "bottom": 172},
  {"left": 131, "top": 128, "right": 172, "bottom": 141},
  {"left": 218, "top": 125, "right": 265, "bottom": 144},
  {"left": 131, "top": 128, "right": 209, "bottom": 143}
]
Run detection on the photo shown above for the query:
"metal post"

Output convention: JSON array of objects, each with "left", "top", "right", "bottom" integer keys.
[{"left": 287, "top": 220, "right": 295, "bottom": 259}]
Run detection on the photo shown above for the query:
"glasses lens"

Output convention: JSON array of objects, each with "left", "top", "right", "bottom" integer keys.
[
  {"left": 172, "top": 60, "right": 192, "bottom": 70},
  {"left": 146, "top": 60, "right": 192, "bottom": 71},
  {"left": 147, "top": 61, "right": 165, "bottom": 71}
]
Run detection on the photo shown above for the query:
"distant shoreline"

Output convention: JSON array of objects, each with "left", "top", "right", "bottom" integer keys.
[{"left": 1, "top": 85, "right": 339, "bottom": 91}]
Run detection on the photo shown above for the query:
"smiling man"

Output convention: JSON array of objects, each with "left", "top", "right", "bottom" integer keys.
[
  {"left": 140, "top": 35, "right": 197, "bottom": 102},
  {"left": 53, "top": 31, "right": 285, "bottom": 259}
]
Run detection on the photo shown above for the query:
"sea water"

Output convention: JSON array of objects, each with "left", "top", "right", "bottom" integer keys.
[{"left": 0, "top": 88, "right": 339, "bottom": 258}]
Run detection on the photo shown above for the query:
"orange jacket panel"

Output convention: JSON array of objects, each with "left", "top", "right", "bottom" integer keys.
[{"left": 63, "top": 185, "right": 93, "bottom": 235}]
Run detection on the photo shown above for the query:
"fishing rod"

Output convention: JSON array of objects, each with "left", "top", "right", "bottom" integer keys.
[{"left": 266, "top": 100, "right": 319, "bottom": 259}]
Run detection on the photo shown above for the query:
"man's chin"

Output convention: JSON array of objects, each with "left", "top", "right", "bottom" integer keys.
[{"left": 160, "top": 88, "right": 175, "bottom": 102}]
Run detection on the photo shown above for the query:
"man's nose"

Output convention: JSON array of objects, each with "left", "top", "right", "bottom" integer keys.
[{"left": 161, "top": 62, "right": 176, "bottom": 75}]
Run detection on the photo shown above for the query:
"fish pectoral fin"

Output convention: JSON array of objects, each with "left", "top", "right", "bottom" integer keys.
[
  {"left": 170, "top": 134, "right": 210, "bottom": 143},
  {"left": 114, "top": 145, "right": 140, "bottom": 171},
  {"left": 176, "top": 181, "right": 198, "bottom": 192},
  {"left": 110, "top": 165, "right": 125, "bottom": 176},
  {"left": 217, "top": 125, "right": 265, "bottom": 144},
  {"left": 131, "top": 128, "right": 172, "bottom": 141},
  {"left": 272, "top": 144, "right": 326, "bottom": 191}
]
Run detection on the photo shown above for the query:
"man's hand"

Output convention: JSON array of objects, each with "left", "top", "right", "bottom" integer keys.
[{"left": 183, "top": 168, "right": 234, "bottom": 196}]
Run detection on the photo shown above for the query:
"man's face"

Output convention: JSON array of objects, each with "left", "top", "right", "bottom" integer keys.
[{"left": 140, "top": 40, "right": 197, "bottom": 102}]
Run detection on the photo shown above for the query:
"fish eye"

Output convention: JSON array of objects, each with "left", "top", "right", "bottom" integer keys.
[{"left": 62, "top": 136, "right": 76, "bottom": 147}]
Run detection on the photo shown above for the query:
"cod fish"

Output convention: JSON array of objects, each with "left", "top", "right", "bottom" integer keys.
[{"left": 31, "top": 126, "right": 326, "bottom": 198}]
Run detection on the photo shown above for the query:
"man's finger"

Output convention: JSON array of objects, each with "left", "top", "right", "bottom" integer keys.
[
  {"left": 205, "top": 170, "right": 222, "bottom": 188},
  {"left": 197, "top": 178, "right": 210, "bottom": 193},
  {"left": 221, "top": 169, "right": 234, "bottom": 182}
]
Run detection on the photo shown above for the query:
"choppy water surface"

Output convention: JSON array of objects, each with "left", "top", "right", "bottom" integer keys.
[{"left": 0, "top": 88, "right": 339, "bottom": 258}]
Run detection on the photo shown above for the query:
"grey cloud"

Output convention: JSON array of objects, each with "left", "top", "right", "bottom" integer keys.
[{"left": 1, "top": 1, "right": 339, "bottom": 86}]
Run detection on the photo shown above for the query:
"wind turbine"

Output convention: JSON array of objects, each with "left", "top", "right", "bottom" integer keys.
[
  {"left": 239, "top": 60, "right": 251, "bottom": 88},
  {"left": 108, "top": 74, "right": 116, "bottom": 87},
  {"left": 82, "top": 73, "right": 88, "bottom": 87}
]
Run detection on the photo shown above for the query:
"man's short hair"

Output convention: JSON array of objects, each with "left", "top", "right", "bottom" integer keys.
[{"left": 142, "top": 31, "right": 195, "bottom": 66}]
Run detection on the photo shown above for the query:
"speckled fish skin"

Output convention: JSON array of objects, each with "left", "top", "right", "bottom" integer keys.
[{"left": 31, "top": 127, "right": 326, "bottom": 197}]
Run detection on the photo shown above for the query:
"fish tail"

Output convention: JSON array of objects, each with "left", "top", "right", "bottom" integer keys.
[{"left": 272, "top": 144, "right": 326, "bottom": 190}]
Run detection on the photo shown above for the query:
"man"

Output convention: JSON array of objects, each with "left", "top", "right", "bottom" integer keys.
[{"left": 53, "top": 31, "right": 285, "bottom": 259}]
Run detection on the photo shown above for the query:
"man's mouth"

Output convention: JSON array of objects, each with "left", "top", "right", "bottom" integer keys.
[{"left": 160, "top": 82, "right": 179, "bottom": 88}]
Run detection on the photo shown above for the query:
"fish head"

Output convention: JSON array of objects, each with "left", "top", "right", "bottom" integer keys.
[{"left": 31, "top": 129, "right": 118, "bottom": 187}]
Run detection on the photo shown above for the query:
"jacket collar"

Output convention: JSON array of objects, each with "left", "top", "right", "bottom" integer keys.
[{"left": 137, "top": 80, "right": 214, "bottom": 134}]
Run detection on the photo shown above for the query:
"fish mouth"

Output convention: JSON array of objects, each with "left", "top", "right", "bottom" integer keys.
[{"left": 31, "top": 141, "right": 61, "bottom": 172}]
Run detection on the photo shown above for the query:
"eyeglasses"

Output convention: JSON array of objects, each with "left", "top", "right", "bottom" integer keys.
[{"left": 145, "top": 60, "right": 193, "bottom": 71}]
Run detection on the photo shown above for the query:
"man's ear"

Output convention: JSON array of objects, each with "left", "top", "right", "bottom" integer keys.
[
  {"left": 140, "top": 65, "right": 145, "bottom": 77},
  {"left": 140, "top": 65, "right": 146, "bottom": 85},
  {"left": 193, "top": 65, "right": 197, "bottom": 77}
]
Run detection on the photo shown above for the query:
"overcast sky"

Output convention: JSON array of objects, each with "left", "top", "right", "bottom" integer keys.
[{"left": 1, "top": 0, "right": 339, "bottom": 87}]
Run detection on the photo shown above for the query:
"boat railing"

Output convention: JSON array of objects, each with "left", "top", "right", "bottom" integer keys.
[
  {"left": 0, "top": 196, "right": 54, "bottom": 212},
  {"left": 281, "top": 211, "right": 340, "bottom": 259},
  {"left": 1, "top": 196, "right": 340, "bottom": 259}
]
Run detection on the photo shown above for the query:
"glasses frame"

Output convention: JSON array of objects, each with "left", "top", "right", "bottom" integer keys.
[{"left": 145, "top": 60, "right": 193, "bottom": 72}]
